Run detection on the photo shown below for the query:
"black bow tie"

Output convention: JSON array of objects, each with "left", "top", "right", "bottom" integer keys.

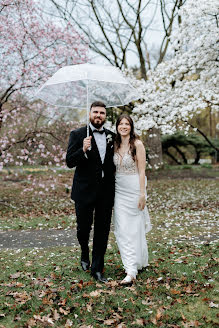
[{"left": 93, "top": 129, "right": 105, "bottom": 134}]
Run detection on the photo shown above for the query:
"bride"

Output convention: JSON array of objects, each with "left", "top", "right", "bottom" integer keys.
[{"left": 113, "top": 114, "right": 151, "bottom": 285}]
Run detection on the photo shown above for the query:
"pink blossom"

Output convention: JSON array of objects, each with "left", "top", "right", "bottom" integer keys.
[{"left": 0, "top": 0, "right": 88, "bottom": 168}]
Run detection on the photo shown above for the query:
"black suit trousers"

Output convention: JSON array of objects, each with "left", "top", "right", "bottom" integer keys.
[{"left": 74, "top": 180, "right": 113, "bottom": 274}]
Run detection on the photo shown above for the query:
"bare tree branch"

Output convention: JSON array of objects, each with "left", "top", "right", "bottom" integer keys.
[
  {"left": 185, "top": 121, "right": 219, "bottom": 152},
  {"left": 157, "top": 0, "right": 182, "bottom": 65},
  {"left": 47, "top": 0, "right": 186, "bottom": 78}
]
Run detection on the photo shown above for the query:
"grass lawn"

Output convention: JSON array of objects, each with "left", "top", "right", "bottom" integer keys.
[{"left": 0, "top": 167, "right": 218, "bottom": 327}]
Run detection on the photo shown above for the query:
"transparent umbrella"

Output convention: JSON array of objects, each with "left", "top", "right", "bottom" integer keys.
[{"left": 35, "top": 63, "right": 138, "bottom": 136}]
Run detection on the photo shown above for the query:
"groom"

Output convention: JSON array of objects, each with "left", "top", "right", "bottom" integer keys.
[{"left": 66, "top": 101, "right": 115, "bottom": 282}]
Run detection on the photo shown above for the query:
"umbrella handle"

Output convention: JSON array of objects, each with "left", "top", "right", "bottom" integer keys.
[
  {"left": 87, "top": 112, "right": 91, "bottom": 150},
  {"left": 86, "top": 98, "right": 89, "bottom": 138},
  {"left": 87, "top": 124, "right": 89, "bottom": 138},
  {"left": 86, "top": 81, "right": 91, "bottom": 150}
]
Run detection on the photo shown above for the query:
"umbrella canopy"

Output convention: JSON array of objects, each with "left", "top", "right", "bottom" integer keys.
[
  {"left": 36, "top": 63, "right": 138, "bottom": 108},
  {"left": 35, "top": 63, "right": 139, "bottom": 136}
]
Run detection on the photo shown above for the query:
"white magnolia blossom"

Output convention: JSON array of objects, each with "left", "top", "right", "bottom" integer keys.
[{"left": 129, "top": 0, "right": 219, "bottom": 134}]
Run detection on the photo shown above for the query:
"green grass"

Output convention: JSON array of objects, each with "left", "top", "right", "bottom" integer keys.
[
  {"left": 200, "top": 163, "right": 213, "bottom": 169},
  {"left": 0, "top": 169, "right": 75, "bottom": 230},
  {"left": 0, "top": 215, "right": 76, "bottom": 231},
  {"left": 0, "top": 241, "right": 218, "bottom": 327},
  {"left": 0, "top": 168, "right": 218, "bottom": 327}
]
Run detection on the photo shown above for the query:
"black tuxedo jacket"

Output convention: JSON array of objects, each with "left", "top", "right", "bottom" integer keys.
[{"left": 66, "top": 126, "right": 115, "bottom": 206}]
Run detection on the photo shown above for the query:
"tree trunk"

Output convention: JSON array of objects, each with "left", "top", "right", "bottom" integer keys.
[
  {"left": 164, "top": 149, "right": 181, "bottom": 165},
  {"left": 0, "top": 103, "right": 2, "bottom": 130},
  {"left": 147, "top": 127, "right": 163, "bottom": 169},
  {"left": 194, "top": 151, "right": 201, "bottom": 164},
  {"left": 173, "top": 145, "right": 188, "bottom": 164},
  {"left": 209, "top": 107, "right": 213, "bottom": 137}
]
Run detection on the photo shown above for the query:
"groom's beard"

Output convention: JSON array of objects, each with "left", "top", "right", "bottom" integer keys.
[{"left": 90, "top": 118, "right": 105, "bottom": 129}]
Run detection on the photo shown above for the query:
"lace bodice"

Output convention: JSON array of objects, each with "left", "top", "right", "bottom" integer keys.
[{"left": 113, "top": 152, "right": 138, "bottom": 174}]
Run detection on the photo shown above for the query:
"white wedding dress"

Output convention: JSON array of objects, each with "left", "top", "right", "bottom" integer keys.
[{"left": 113, "top": 152, "right": 152, "bottom": 279}]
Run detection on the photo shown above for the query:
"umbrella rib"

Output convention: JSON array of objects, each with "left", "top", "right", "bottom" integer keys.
[
  {"left": 114, "top": 88, "right": 124, "bottom": 105},
  {"left": 36, "top": 97, "right": 138, "bottom": 109},
  {"left": 43, "top": 78, "right": 131, "bottom": 86}
]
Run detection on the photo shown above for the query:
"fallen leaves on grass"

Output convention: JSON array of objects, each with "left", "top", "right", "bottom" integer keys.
[
  {"left": 103, "top": 318, "right": 118, "bottom": 326},
  {"left": 209, "top": 301, "right": 219, "bottom": 308},
  {"left": 170, "top": 289, "right": 181, "bottom": 295},
  {"left": 0, "top": 174, "right": 218, "bottom": 328},
  {"left": 182, "top": 320, "right": 202, "bottom": 327},
  {"left": 6, "top": 291, "right": 31, "bottom": 304},
  {"left": 53, "top": 309, "right": 60, "bottom": 321},
  {"left": 65, "top": 319, "right": 73, "bottom": 327},
  {"left": 131, "top": 318, "right": 145, "bottom": 326},
  {"left": 33, "top": 314, "right": 54, "bottom": 326},
  {"left": 9, "top": 272, "right": 21, "bottom": 279},
  {"left": 89, "top": 290, "right": 101, "bottom": 297}
]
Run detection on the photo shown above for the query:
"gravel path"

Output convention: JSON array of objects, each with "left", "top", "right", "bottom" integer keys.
[
  {"left": 0, "top": 228, "right": 218, "bottom": 250},
  {"left": 0, "top": 229, "right": 80, "bottom": 249}
]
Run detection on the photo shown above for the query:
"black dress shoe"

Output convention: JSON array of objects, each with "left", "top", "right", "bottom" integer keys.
[
  {"left": 91, "top": 271, "right": 108, "bottom": 283},
  {"left": 81, "top": 260, "right": 90, "bottom": 271}
]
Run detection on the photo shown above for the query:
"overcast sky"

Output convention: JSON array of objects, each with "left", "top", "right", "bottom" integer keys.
[{"left": 41, "top": 0, "right": 176, "bottom": 68}]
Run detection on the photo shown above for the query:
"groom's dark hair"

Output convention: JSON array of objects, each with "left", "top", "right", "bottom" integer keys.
[{"left": 90, "top": 101, "right": 106, "bottom": 110}]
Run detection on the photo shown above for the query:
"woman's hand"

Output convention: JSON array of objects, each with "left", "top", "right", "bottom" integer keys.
[{"left": 138, "top": 194, "right": 146, "bottom": 211}]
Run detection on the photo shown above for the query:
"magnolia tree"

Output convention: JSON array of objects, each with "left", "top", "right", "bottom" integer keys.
[
  {"left": 129, "top": 0, "right": 219, "bottom": 167},
  {"left": 0, "top": 0, "right": 87, "bottom": 169},
  {"left": 0, "top": 99, "right": 82, "bottom": 167}
]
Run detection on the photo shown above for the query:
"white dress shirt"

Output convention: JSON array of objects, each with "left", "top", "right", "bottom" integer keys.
[{"left": 89, "top": 123, "right": 106, "bottom": 163}]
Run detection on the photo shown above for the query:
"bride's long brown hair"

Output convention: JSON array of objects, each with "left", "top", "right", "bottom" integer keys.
[{"left": 115, "top": 114, "right": 139, "bottom": 160}]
